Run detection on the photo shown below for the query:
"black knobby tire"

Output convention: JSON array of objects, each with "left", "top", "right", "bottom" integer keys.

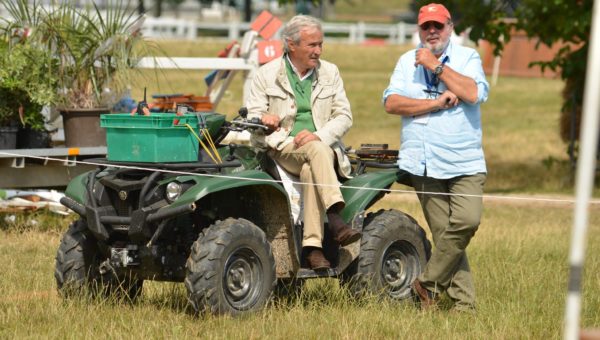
[
  {"left": 54, "top": 219, "right": 143, "bottom": 300},
  {"left": 185, "top": 218, "right": 276, "bottom": 315},
  {"left": 342, "top": 209, "right": 431, "bottom": 300}
]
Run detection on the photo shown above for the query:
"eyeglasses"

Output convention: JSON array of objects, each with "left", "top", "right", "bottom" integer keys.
[{"left": 419, "top": 22, "right": 445, "bottom": 31}]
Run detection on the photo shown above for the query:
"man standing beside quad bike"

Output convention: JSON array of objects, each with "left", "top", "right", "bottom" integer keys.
[
  {"left": 384, "top": 3, "right": 489, "bottom": 313},
  {"left": 246, "top": 14, "right": 361, "bottom": 271}
]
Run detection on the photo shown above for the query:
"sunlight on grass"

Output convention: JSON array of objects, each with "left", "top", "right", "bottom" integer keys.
[{"left": 1, "top": 204, "right": 599, "bottom": 338}]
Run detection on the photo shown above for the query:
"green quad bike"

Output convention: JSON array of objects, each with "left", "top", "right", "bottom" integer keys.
[{"left": 54, "top": 108, "right": 431, "bottom": 315}]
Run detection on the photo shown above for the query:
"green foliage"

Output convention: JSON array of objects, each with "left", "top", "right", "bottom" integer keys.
[
  {"left": 412, "top": 0, "right": 592, "bottom": 77},
  {"left": 0, "top": 0, "right": 159, "bottom": 110},
  {"left": 0, "top": 39, "right": 57, "bottom": 129},
  {"left": 512, "top": 0, "right": 591, "bottom": 132},
  {"left": 51, "top": 1, "right": 154, "bottom": 109}
]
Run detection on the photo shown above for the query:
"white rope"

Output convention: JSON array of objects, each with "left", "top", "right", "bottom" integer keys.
[{"left": 1, "top": 150, "right": 599, "bottom": 205}]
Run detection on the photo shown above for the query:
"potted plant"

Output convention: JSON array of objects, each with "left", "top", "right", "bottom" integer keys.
[
  {"left": 1, "top": 0, "right": 157, "bottom": 147},
  {"left": 0, "top": 89, "right": 19, "bottom": 149},
  {"left": 0, "top": 34, "right": 57, "bottom": 149}
]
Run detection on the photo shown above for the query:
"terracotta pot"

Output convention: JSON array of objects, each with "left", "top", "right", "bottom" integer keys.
[{"left": 60, "top": 108, "right": 109, "bottom": 147}]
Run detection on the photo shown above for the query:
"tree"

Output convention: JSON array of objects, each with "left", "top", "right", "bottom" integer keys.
[{"left": 412, "top": 0, "right": 592, "bottom": 145}]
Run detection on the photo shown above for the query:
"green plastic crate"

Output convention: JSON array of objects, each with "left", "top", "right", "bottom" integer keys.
[{"left": 100, "top": 112, "right": 224, "bottom": 163}]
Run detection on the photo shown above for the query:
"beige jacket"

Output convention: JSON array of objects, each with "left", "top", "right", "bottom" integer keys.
[{"left": 246, "top": 56, "right": 353, "bottom": 177}]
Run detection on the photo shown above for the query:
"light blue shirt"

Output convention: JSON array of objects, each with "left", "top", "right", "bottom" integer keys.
[{"left": 382, "top": 42, "right": 489, "bottom": 179}]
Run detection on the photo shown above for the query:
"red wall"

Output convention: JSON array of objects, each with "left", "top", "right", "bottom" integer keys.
[{"left": 480, "top": 30, "right": 569, "bottom": 78}]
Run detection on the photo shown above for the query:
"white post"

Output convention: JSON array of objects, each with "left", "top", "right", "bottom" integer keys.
[
  {"left": 243, "top": 48, "right": 259, "bottom": 106},
  {"left": 491, "top": 35, "right": 504, "bottom": 86},
  {"left": 349, "top": 25, "right": 357, "bottom": 44},
  {"left": 176, "top": 19, "right": 184, "bottom": 38},
  {"left": 564, "top": 1, "right": 600, "bottom": 339},
  {"left": 357, "top": 21, "right": 365, "bottom": 44},
  {"left": 186, "top": 22, "right": 197, "bottom": 40},
  {"left": 491, "top": 55, "right": 501, "bottom": 86},
  {"left": 397, "top": 22, "right": 406, "bottom": 44},
  {"left": 229, "top": 21, "right": 239, "bottom": 41}
]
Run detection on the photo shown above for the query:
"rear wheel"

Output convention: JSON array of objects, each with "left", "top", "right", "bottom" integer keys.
[
  {"left": 342, "top": 209, "right": 431, "bottom": 300},
  {"left": 54, "top": 219, "right": 143, "bottom": 300},
  {"left": 185, "top": 218, "right": 276, "bottom": 315}
]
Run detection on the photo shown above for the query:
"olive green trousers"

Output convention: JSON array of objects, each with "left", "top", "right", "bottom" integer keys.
[{"left": 410, "top": 173, "right": 486, "bottom": 309}]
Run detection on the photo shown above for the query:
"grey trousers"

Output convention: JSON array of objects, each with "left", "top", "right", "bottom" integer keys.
[
  {"left": 410, "top": 172, "right": 486, "bottom": 309},
  {"left": 269, "top": 141, "right": 344, "bottom": 248}
]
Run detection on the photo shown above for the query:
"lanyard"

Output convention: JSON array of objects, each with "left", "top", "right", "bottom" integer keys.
[{"left": 423, "top": 55, "right": 449, "bottom": 91}]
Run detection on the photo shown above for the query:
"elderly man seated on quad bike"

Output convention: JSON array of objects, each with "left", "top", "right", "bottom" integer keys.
[{"left": 246, "top": 14, "right": 361, "bottom": 270}]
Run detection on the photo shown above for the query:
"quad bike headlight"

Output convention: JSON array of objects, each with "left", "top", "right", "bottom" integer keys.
[{"left": 165, "top": 182, "right": 182, "bottom": 203}]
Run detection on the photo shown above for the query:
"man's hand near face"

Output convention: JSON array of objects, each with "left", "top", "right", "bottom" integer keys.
[{"left": 414, "top": 48, "right": 440, "bottom": 71}]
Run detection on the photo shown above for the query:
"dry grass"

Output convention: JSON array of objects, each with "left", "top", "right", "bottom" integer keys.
[{"left": 1, "top": 202, "right": 599, "bottom": 339}]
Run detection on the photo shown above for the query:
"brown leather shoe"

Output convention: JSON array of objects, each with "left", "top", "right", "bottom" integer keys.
[
  {"left": 411, "top": 279, "right": 438, "bottom": 310},
  {"left": 305, "top": 247, "right": 331, "bottom": 270},
  {"left": 326, "top": 212, "right": 362, "bottom": 246}
]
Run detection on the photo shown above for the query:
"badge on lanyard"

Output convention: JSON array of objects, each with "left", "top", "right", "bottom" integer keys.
[{"left": 414, "top": 56, "right": 449, "bottom": 124}]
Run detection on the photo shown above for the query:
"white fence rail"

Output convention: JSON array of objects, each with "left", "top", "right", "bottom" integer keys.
[
  {"left": 0, "top": 5, "right": 415, "bottom": 44},
  {"left": 142, "top": 17, "right": 417, "bottom": 44}
]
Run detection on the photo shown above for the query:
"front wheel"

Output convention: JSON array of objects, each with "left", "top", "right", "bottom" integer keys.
[
  {"left": 185, "top": 218, "right": 276, "bottom": 315},
  {"left": 54, "top": 219, "right": 143, "bottom": 300},
  {"left": 342, "top": 209, "right": 431, "bottom": 300}
]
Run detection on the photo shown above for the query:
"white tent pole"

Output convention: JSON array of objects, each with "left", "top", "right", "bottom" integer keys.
[{"left": 564, "top": 0, "right": 600, "bottom": 339}]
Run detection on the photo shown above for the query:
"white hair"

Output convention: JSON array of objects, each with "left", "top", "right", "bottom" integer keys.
[{"left": 281, "top": 15, "right": 322, "bottom": 53}]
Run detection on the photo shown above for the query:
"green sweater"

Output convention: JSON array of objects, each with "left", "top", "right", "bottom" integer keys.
[{"left": 285, "top": 58, "right": 316, "bottom": 136}]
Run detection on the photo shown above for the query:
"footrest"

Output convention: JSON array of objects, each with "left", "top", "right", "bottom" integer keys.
[{"left": 296, "top": 267, "right": 339, "bottom": 278}]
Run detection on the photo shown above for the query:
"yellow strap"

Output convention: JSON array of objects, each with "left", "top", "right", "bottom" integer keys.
[
  {"left": 185, "top": 124, "right": 219, "bottom": 164},
  {"left": 202, "top": 129, "right": 222, "bottom": 163}
]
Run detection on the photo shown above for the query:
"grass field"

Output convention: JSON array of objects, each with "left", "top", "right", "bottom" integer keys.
[
  {"left": 1, "top": 40, "right": 599, "bottom": 338},
  {"left": 1, "top": 200, "right": 599, "bottom": 338}
]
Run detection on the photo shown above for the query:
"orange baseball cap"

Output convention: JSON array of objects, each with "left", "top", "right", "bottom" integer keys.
[{"left": 418, "top": 3, "right": 451, "bottom": 25}]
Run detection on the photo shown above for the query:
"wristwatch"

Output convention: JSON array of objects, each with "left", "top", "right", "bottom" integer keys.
[{"left": 433, "top": 63, "right": 445, "bottom": 76}]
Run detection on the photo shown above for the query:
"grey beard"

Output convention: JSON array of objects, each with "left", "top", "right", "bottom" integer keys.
[{"left": 426, "top": 39, "right": 450, "bottom": 56}]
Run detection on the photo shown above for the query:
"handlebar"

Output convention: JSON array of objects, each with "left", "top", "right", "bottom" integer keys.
[{"left": 229, "top": 117, "right": 269, "bottom": 132}]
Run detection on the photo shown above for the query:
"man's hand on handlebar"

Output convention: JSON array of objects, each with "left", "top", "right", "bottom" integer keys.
[{"left": 261, "top": 114, "right": 281, "bottom": 131}]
